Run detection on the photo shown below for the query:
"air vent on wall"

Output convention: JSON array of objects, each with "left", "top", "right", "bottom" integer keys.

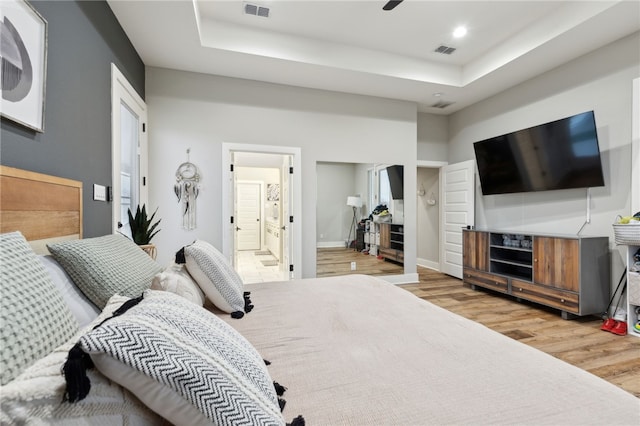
[
  {"left": 434, "top": 45, "right": 456, "bottom": 55},
  {"left": 244, "top": 2, "right": 270, "bottom": 18},
  {"left": 431, "top": 100, "right": 455, "bottom": 109}
]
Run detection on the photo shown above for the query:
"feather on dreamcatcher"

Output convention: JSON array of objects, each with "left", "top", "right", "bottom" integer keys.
[{"left": 174, "top": 149, "right": 200, "bottom": 230}]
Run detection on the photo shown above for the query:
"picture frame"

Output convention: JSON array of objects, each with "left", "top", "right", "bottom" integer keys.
[
  {"left": 267, "top": 183, "right": 280, "bottom": 201},
  {"left": 1, "top": 0, "right": 48, "bottom": 132}
]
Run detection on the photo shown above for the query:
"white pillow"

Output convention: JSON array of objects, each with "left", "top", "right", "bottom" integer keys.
[
  {"left": 0, "top": 295, "right": 164, "bottom": 425},
  {"left": 39, "top": 255, "right": 101, "bottom": 328},
  {"left": 182, "top": 240, "right": 250, "bottom": 317},
  {"left": 151, "top": 262, "right": 205, "bottom": 306},
  {"left": 73, "top": 290, "right": 285, "bottom": 426}
]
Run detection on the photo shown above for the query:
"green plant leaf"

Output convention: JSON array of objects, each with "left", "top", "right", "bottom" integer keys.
[{"left": 127, "top": 204, "right": 161, "bottom": 245}]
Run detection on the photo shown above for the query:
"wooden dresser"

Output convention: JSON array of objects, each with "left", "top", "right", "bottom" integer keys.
[{"left": 463, "top": 229, "right": 609, "bottom": 319}]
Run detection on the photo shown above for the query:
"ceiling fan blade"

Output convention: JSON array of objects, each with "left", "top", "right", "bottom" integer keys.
[{"left": 383, "top": 0, "right": 404, "bottom": 11}]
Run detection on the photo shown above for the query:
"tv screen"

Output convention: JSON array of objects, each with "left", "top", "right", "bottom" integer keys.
[
  {"left": 386, "top": 165, "right": 404, "bottom": 200},
  {"left": 473, "top": 111, "right": 605, "bottom": 195}
]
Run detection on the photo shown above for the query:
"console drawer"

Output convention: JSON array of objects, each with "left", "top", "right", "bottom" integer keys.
[
  {"left": 464, "top": 268, "right": 509, "bottom": 294},
  {"left": 512, "top": 279, "right": 579, "bottom": 314}
]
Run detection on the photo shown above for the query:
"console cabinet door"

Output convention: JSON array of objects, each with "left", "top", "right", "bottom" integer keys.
[
  {"left": 533, "top": 237, "right": 579, "bottom": 292},
  {"left": 379, "top": 223, "right": 390, "bottom": 249},
  {"left": 463, "top": 231, "right": 489, "bottom": 272}
]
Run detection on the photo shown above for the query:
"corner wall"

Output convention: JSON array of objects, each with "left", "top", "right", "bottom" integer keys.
[{"left": 0, "top": 1, "right": 144, "bottom": 237}]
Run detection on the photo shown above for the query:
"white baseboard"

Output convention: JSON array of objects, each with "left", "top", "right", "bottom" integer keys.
[
  {"left": 380, "top": 273, "right": 419, "bottom": 285},
  {"left": 417, "top": 257, "right": 440, "bottom": 271},
  {"left": 316, "top": 241, "right": 347, "bottom": 248}
]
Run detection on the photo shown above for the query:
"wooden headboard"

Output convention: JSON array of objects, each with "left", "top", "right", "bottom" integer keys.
[{"left": 1, "top": 166, "right": 83, "bottom": 253}]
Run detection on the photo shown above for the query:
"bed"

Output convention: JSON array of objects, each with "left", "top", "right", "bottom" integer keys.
[{"left": 1, "top": 165, "right": 639, "bottom": 425}]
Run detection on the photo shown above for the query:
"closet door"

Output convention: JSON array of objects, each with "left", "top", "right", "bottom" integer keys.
[{"left": 441, "top": 160, "right": 475, "bottom": 279}]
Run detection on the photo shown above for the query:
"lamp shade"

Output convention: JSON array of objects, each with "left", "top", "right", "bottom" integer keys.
[{"left": 347, "top": 196, "right": 362, "bottom": 208}]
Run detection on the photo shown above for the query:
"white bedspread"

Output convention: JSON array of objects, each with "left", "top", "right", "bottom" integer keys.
[{"left": 224, "top": 274, "right": 639, "bottom": 425}]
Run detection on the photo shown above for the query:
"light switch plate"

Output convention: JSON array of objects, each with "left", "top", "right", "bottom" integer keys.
[{"left": 93, "top": 184, "right": 106, "bottom": 201}]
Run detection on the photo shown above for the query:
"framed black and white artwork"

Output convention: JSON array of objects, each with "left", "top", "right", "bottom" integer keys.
[
  {"left": 1, "top": 0, "right": 48, "bottom": 132},
  {"left": 267, "top": 183, "right": 280, "bottom": 201}
]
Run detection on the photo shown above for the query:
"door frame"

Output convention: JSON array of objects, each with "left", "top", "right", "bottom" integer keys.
[
  {"left": 111, "top": 63, "right": 147, "bottom": 234},
  {"left": 222, "top": 143, "right": 302, "bottom": 279}
]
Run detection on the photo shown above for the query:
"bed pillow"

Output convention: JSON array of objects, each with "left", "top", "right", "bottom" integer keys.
[
  {"left": 39, "top": 255, "right": 101, "bottom": 328},
  {"left": 151, "top": 262, "right": 205, "bottom": 306},
  {"left": 47, "top": 234, "right": 162, "bottom": 309},
  {"left": 0, "top": 295, "right": 165, "bottom": 424},
  {"left": 69, "top": 290, "right": 284, "bottom": 426},
  {"left": 0, "top": 231, "right": 79, "bottom": 385},
  {"left": 181, "top": 240, "right": 251, "bottom": 317}
]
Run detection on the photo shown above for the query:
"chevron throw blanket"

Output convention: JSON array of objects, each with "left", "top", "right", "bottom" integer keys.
[{"left": 66, "top": 290, "right": 286, "bottom": 425}]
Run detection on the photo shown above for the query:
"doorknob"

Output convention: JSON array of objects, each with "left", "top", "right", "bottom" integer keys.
[
  {"left": 281, "top": 225, "right": 287, "bottom": 230},
  {"left": 235, "top": 226, "right": 242, "bottom": 231},
  {"left": 117, "top": 221, "right": 123, "bottom": 229}
]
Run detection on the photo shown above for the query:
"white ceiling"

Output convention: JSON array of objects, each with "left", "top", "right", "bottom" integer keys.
[{"left": 107, "top": 0, "right": 640, "bottom": 114}]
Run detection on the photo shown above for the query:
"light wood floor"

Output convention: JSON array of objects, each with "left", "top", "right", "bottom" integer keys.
[
  {"left": 316, "top": 247, "right": 403, "bottom": 277},
  {"left": 317, "top": 248, "right": 640, "bottom": 398}
]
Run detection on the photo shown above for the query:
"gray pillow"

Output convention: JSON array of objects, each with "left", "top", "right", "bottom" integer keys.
[
  {"left": 1, "top": 231, "right": 79, "bottom": 385},
  {"left": 73, "top": 290, "right": 285, "bottom": 425},
  {"left": 0, "top": 294, "right": 163, "bottom": 424},
  {"left": 183, "top": 240, "right": 248, "bottom": 316},
  {"left": 48, "top": 234, "right": 162, "bottom": 309}
]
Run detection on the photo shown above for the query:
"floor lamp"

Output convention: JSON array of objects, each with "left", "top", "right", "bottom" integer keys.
[{"left": 347, "top": 196, "right": 362, "bottom": 251}]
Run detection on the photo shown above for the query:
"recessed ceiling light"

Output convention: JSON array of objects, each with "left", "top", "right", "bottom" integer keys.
[{"left": 453, "top": 26, "right": 467, "bottom": 38}]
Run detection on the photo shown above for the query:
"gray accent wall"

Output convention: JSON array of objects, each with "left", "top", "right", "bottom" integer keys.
[{"left": 0, "top": 1, "right": 144, "bottom": 237}]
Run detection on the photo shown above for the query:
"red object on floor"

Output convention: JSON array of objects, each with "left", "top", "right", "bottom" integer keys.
[
  {"left": 601, "top": 318, "right": 618, "bottom": 331},
  {"left": 377, "top": 255, "right": 383, "bottom": 260},
  {"left": 610, "top": 321, "right": 628, "bottom": 336}
]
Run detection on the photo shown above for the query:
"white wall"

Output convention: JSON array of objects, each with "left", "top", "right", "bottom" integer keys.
[
  {"left": 146, "top": 67, "right": 418, "bottom": 279},
  {"left": 448, "top": 32, "right": 640, "bottom": 288},
  {"left": 417, "top": 112, "right": 449, "bottom": 162}
]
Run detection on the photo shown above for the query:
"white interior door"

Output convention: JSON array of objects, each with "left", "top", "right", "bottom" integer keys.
[
  {"left": 230, "top": 151, "right": 238, "bottom": 267},
  {"left": 281, "top": 155, "right": 292, "bottom": 276},
  {"left": 236, "top": 182, "right": 261, "bottom": 251},
  {"left": 633, "top": 77, "right": 639, "bottom": 213},
  {"left": 441, "top": 160, "right": 475, "bottom": 278},
  {"left": 111, "top": 64, "right": 147, "bottom": 236}
]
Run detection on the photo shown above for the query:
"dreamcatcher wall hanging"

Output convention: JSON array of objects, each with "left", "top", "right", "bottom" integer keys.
[{"left": 174, "top": 149, "right": 201, "bottom": 230}]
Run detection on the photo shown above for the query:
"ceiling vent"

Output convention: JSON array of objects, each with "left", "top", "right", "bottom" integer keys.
[
  {"left": 431, "top": 100, "right": 455, "bottom": 109},
  {"left": 434, "top": 45, "right": 456, "bottom": 55},
  {"left": 244, "top": 3, "right": 270, "bottom": 18}
]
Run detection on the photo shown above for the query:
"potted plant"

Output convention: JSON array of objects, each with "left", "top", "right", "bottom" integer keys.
[{"left": 128, "top": 204, "right": 161, "bottom": 259}]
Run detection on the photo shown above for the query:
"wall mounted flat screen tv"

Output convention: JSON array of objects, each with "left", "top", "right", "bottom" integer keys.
[
  {"left": 386, "top": 165, "right": 404, "bottom": 200},
  {"left": 473, "top": 111, "right": 605, "bottom": 195}
]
